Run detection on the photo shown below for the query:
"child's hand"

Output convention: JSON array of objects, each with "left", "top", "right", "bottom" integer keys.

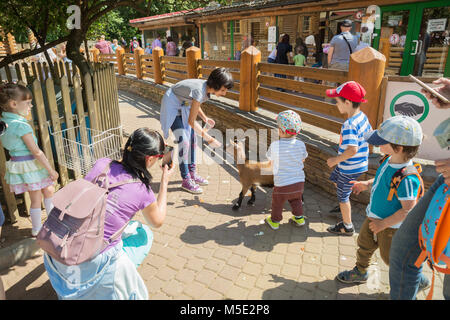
[
  {"left": 49, "top": 170, "right": 59, "bottom": 182},
  {"left": 327, "top": 157, "right": 338, "bottom": 168},
  {"left": 368, "top": 218, "right": 386, "bottom": 235},
  {"left": 350, "top": 180, "right": 369, "bottom": 195},
  {"left": 208, "top": 138, "right": 222, "bottom": 148}
]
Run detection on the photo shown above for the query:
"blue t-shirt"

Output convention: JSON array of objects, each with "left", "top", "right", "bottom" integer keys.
[
  {"left": 338, "top": 111, "right": 372, "bottom": 174},
  {"left": 0, "top": 112, "right": 36, "bottom": 156},
  {"left": 366, "top": 157, "right": 421, "bottom": 229}
]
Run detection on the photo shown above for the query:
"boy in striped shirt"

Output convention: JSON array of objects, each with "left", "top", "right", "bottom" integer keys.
[{"left": 325, "top": 81, "right": 372, "bottom": 236}]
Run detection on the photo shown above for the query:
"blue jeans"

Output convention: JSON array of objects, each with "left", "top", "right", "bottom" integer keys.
[
  {"left": 0, "top": 203, "right": 4, "bottom": 226},
  {"left": 389, "top": 174, "right": 450, "bottom": 300},
  {"left": 170, "top": 115, "right": 196, "bottom": 179}
]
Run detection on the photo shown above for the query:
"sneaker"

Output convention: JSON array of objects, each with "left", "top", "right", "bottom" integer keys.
[
  {"left": 336, "top": 266, "right": 368, "bottom": 284},
  {"left": 329, "top": 205, "right": 341, "bottom": 214},
  {"left": 290, "top": 216, "right": 305, "bottom": 227},
  {"left": 265, "top": 216, "right": 280, "bottom": 230},
  {"left": 327, "top": 221, "right": 354, "bottom": 236},
  {"left": 181, "top": 178, "right": 203, "bottom": 194},
  {"left": 190, "top": 172, "right": 209, "bottom": 186}
]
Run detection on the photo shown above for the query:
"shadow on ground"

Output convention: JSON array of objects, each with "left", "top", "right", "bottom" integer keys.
[{"left": 262, "top": 274, "right": 389, "bottom": 300}]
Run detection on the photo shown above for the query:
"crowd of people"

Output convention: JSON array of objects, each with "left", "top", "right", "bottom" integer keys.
[{"left": 0, "top": 30, "right": 449, "bottom": 300}]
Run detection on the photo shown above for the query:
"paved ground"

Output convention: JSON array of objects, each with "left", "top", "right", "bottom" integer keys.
[{"left": 1, "top": 90, "right": 445, "bottom": 300}]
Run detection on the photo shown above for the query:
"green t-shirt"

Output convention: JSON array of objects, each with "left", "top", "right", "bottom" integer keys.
[
  {"left": 293, "top": 54, "right": 306, "bottom": 66},
  {"left": 0, "top": 112, "right": 35, "bottom": 156}
]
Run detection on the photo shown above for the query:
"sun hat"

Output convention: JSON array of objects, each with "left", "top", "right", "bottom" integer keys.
[
  {"left": 326, "top": 81, "right": 368, "bottom": 103},
  {"left": 277, "top": 110, "right": 302, "bottom": 135},
  {"left": 364, "top": 115, "right": 423, "bottom": 146}
]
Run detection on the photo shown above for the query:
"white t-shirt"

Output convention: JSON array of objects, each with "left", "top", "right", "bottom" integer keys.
[{"left": 267, "top": 138, "right": 308, "bottom": 187}]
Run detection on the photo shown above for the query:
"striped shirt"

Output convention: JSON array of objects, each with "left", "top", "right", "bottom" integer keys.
[
  {"left": 267, "top": 138, "right": 308, "bottom": 187},
  {"left": 366, "top": 157, "right": 421, "bottom": 229},
  {"left": 338, "top": 111, "right": 372, "bottom": 174}
]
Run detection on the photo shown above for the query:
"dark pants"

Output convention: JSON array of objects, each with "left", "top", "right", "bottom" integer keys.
[
  {"left": 170, "top": 115, "right": 196, "bottom": 179},
  {"left": 271, "top": 182, "right": 304, "bottom": 222}
]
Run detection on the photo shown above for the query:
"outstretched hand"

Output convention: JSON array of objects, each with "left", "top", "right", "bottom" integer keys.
[{"left": 421, "top": 77, "right": 450, "bottom": 109}]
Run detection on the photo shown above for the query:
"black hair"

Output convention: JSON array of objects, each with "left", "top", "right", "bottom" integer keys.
[
  {"left": 0, "top": 82, "right": 33, "bottom": 113},
  {"left": 206, "top": 67, "right": 234, "bottom": 90},
  {"left": 389, "top": 144, "right": 420, "bottom": 160},
  {"left": 281, "top": 34, "right": 290, "bottom": 44},
  {"left": 117, "top": 128, "right": 165, "bottom": 190},
  {"left": 0, "top": 120, "right": 7, "bottom": 136},
  {"left": 167, "top": 36, "right": 173, "bottom": 42},
  {"left": 336, "top": 96, "right": 361, "bottom": 109}
]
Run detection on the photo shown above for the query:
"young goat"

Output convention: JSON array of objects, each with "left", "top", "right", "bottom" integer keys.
[{"left": 226, "top": 139, "right": 274, "bottom": 210}]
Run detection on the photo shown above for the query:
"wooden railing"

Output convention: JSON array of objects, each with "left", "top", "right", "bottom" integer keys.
[
  {"left": 0, "top": 62, "right": 120, "bottom": 223},
  {"left": 96, "top": 45, "right": 386, "bottom": 135}
]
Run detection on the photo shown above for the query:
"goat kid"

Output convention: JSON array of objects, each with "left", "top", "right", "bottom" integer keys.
[{"left": 225, "top": 140, "right": 274, "bottom": 210}]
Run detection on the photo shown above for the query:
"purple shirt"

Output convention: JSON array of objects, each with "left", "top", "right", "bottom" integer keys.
[
  {"left": 84, "top": 158, "right": 156, "bottom": 251},
  {"left": 152, "top": 38, "right": 162, "bottom": 49}
]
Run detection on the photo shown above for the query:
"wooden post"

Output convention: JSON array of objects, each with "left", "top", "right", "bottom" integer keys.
[
  {"left": 186, "top": 46, "right": 201, "bottom": 79},
  {"left": 92, "top": 48, "right": 100, "bottom": 63},
  {"left": 348, "top": 47, "right": 386, "bottom": 130},
  {"left": 379, "top": 38, "right": 391, "bottom": 69},
  {"left": 239, "top": 46, "right": 261, "bottom": 112},
  {"left": 116, "top": 47, "right": 125, "bottom": 76},
  {"left": 134, "top": 47, "right": 144, "bottom": 80},
  {"left": 152, "top": 47, "right": 164, "bottom": 85}
]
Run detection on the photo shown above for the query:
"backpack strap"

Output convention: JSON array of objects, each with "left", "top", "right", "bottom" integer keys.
[
  {"left": 341, "top": 33, "right": 353, "bottom": 55},
  {"left": 387, "top": 163, "right": 424, "bottom": 201}
]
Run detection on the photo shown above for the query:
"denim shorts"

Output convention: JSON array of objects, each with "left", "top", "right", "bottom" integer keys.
[{"left": 329, "top": 167, "right": 362, "bottom": 203}]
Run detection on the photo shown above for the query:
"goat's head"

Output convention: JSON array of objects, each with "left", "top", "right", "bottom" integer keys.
[{"left": 225, "top": 138, "right": 246, "bottom": 163}]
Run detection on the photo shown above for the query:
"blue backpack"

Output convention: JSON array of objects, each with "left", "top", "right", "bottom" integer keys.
[{"left": 415, "top": 183, "right": 450, "bottom": 300}]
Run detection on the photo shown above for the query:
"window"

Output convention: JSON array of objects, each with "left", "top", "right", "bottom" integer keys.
[
  {"left": 303, "top": 16, "right": 311, "bottom": 32},
  {"left": 227, "top": 21, "right": 241, "bottom": 34}
]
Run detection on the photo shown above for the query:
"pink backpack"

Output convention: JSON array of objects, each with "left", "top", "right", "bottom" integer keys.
[{"left": 37, "top": 161, "right": 139, "bottom": 266}]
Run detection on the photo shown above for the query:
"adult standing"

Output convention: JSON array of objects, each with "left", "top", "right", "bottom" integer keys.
[
  {"left": 120, "top": 37, "right": 127, "bottom": 48},
  {"left": 275, "top": 34, "right": 292, "bottom": 91},
  {"left": 327, "top": 20, "right": 358, "bottom": 71},
  {"left": 152, "top": 35, "right": 162, "bottom": 51},
  {"left": 166, "top": 36, "right": 177, "bottom": 56},
  {"left": 182, "top": 39, "right": 193, "bottom": 57},
  {"left": 159, "top": 68, "right": 233, "bottom": 194},
  {"left": 95, "top": 35, "right": 112, "bottom": 54},
  {"left": 44, "top": 128, "right": 174, "bottom": 300},
  {"left": 389, "top": 77, "right": 450, "bottom": 300},
  {"left": 129, "top": 37, "right": 139, "bottom": 54},
  {"left": 110, "top": 39, "right": 120, "bottom": 54}
]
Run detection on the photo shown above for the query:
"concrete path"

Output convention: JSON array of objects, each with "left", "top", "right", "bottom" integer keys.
[{"left": 1, "top": 90, "right": 444, "bottom": 300}]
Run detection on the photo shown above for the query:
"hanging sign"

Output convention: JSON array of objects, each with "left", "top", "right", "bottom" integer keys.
[
  {"left": 389, "top": 33, "right": 400, "bottom": 45},
  {"left": 268, "top": 26, "right": 277, "bottom": 43},
  {"left": 427, "top": 18, "right": 447, "bottom": 33}
]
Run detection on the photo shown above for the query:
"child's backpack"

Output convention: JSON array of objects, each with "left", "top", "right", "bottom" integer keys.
[
  {"left": 415, "top": 182, "right": 450, "bottom": 300},
  {"left": 36, "top": 161, "right": 139, "bottom": 266},
  {"left": 379, "top": 155, "right": 424, "bottom": 201}
]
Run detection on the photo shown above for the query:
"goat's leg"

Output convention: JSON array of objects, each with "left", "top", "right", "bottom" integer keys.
[
  {"left": 247, "top": 185, "right": 256, "bottom": 206},
  {"left": 232, "top": 184, "right": 251, "bottom": 211}
]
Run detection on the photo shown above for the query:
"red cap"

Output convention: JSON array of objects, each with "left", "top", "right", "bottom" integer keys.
[{"left": 326, "top": 81, "right": 368, "bottom": 103}]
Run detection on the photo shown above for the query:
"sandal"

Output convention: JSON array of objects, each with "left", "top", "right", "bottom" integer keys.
[{"left": 327, "top": 221, "right": 354, "bottom": 236}]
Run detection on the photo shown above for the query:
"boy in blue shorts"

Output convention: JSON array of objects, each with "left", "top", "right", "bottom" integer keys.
[
  {"left": 325, "top": 81, "right": 372, "bottom": 236},
  {"left": 336, "top": 116, "right": 425, "bottom": 284}
]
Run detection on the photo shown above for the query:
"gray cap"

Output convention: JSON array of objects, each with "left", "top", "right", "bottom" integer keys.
[{"left": 342, "top": 19, "right": 353, "bottom": 27}]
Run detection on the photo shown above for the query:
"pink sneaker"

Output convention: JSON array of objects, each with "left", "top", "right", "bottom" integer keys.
[
  {"left": 190, "top": 172, "right": 209, "bottom": 186},
  {"left": 181, "top": 178, "right": 203, "bottom": 194}
]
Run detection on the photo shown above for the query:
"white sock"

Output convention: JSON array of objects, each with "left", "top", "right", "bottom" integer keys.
[
  {"left": 344, "top": 222, "right": 353, "bottom": 229},
  {"left": 44, "top": 198, "right": 54, "bottom": 215},
  {"left": 30, "top": 208, "right": 42, "bottom": 234}
]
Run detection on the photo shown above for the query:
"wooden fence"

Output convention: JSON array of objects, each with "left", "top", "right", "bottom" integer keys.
[
  {"left": 0, "top": 61, "right": 121, "bottom": 223},
  {"left": 95, "top": 45, "right": 386, "bottom": 134}
]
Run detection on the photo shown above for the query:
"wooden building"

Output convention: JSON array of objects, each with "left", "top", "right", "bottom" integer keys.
[{"left": 130, "top": 0, "right": 450, "bottom": 77}]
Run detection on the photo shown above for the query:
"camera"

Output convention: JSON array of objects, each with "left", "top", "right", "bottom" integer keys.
[
  {"left": 0, "top": 121, "right": 7, "bottom": 136},
  {"left": 161, "top": 145, "right": 174, "bottom": 168}
]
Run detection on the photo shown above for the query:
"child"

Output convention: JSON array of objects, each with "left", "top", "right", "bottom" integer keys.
[
  {"left": 293, "top": 46, "right": 306, "bottom": 82},
  {"left": 325, "top": 81, "right": 372, "bottom": 236},
  {"left": 159, "top": 67, "right": 233, "bottom": 194},
  {"left": 0, "top": 83, "right": 58, "bottom": 236},
  {"left": 336, "top": 115, "right": 426, "bottom": 285},
  {"left": 265, "top": 110, "right": 308, "bottom": 230}
]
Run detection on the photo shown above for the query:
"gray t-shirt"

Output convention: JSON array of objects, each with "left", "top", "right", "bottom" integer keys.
[
  {"left": 329, "top": 32, "right": 359, "bottom": 64},
  {"left": 171, "top": 79, "right": 210, "bottom": 106}
]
